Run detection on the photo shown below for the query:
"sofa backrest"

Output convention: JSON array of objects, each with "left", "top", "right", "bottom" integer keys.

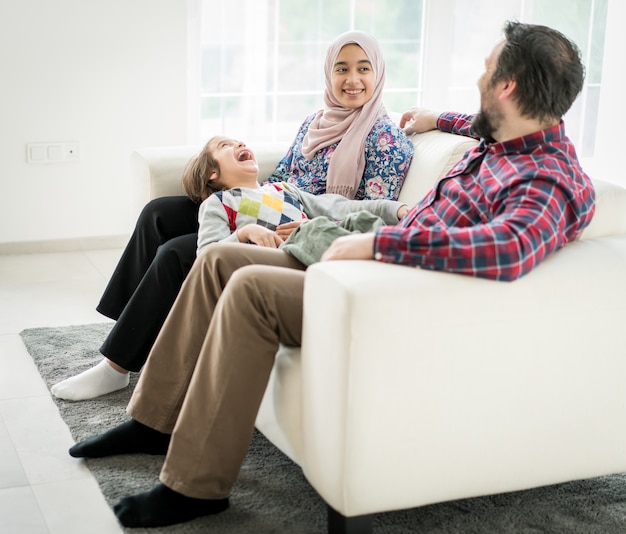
[
  {"left": 579, "top": 179, "right": 626, "bottom": 240},
  {"left": 133, "top": 129, "right": 626, "bottom": 241},
  {"left": 401, "top": 129, "right": 626, "bottom": 241},
  {"left": 131, "top": 143, "right": 289, "bottom": 201},
  {"left": 398, "top": 130, "right": 477, "bottom": 206}
]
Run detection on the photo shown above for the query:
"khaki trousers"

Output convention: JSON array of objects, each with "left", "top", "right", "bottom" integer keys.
[{"left": 126, "top": 242, "right": 307, "bottom": 499}]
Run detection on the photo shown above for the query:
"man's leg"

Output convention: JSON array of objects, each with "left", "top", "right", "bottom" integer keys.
[
  {"left": 159, "top": 263, "right": 306, "bottom": 497},
  {"left": 127, "top": 243, "right": 306, "bottom": 433},
  {"left": 69, "top": 243, "right": 305, "bottom": 456},
  {"left": 115, "top": 261, "right": 307, "bottom": 527}
]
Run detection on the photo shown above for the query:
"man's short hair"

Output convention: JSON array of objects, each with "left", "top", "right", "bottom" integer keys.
[{"left": 492, "top": 21, "right": 585, "bottom": 123}]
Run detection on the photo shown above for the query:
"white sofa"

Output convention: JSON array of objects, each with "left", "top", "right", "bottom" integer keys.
[{"left": 131, "top": 129, "right": 626, "bottom": 533}]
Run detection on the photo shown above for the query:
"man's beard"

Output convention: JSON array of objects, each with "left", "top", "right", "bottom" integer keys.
[{"left": 472, "top": 109, "right": 497, "bottom": 142}]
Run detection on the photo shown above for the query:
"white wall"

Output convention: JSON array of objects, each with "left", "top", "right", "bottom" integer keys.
[{"left": 0, "top": 0, "right": 188, "bottom": 246}]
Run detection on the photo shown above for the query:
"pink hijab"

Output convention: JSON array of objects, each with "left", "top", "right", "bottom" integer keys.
[{"left": 301, "top": 30, "right": 386, "bottom": 199}]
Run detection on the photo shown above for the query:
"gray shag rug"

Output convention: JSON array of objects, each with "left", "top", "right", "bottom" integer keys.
[{"left": 20, "top": 322, "right": 626, "bottom": 533}]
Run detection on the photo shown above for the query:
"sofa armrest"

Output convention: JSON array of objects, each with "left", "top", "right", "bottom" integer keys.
[
  {"left": 130, "top": 142, "right": 289, "bottom": 218},
  {"left": 130, "top": 146, "right": 198, "bottom": 211},
  {"left": 299, "top": 235, "right": 626, "bottom": 517}
]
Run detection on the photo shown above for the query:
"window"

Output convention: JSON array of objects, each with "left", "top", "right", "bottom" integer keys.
[
  {"left": 189, "top": 0, "right": 608, "bottom": 160},
  {"left": 420, "top": 0, "right": 608, "bottom": 158},
  {"left": 189, "top": 0, "right": 423, "bottom": 144}
]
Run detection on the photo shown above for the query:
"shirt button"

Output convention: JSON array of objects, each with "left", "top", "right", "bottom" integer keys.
[{"left": 374, "top": 252, "right": 383, "bottom": 260}]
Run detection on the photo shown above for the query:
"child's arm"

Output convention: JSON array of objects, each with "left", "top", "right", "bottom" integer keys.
[
  {"left": 237, "top": 225, "right": 283, "bottom": 247},
  {"left": 198, "top": 196, "right": 286, "bottom": 252},
  {"left": 286, "top": 184, "right": 407, "bottom": 225},
  {"left": 196, "top": 196, "right": 241, "bottom": 253}
]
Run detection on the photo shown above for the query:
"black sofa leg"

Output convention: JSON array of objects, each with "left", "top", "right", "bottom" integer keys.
[{"left": 327, "top": 505, "right": 373, "bottom": 534}]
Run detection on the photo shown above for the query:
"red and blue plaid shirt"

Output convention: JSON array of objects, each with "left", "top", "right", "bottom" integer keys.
[{"left": 373, "top": 112, "right": 596, "bottom": 281}]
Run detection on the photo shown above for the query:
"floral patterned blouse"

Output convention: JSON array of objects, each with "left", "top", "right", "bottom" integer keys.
[{"left": 267, "top": 113, "right": 414, "bottom": 200}]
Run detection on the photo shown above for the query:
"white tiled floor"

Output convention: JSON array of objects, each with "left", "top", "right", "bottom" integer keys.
[{"left": 0, "top": 248, "right": 125, "bottom": 534}]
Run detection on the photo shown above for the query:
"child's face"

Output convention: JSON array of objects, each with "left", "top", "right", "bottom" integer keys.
[
  {"left": 207, "top": 137, "right": 259, "bottom": 189},
  {"left": 331, "top": 44, "right": 375, "bottom": 110}
]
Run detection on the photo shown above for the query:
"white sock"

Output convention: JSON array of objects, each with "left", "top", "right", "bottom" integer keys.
[{"left": 51, "top": 359, "right": 130, "bottom": 401}]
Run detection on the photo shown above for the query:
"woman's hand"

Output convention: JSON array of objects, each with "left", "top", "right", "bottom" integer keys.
[
  {"left": 237, "top": 224, "right": 284, "bottom": 248},
  {"left": 321, "top": 233, "right": 376, "bottom": 261},
  {"left": 399, "top": 107, "right": 440, "bottom": 135},
  {"left": 275, "top": 220, "right": 305, "bottom": 240}
]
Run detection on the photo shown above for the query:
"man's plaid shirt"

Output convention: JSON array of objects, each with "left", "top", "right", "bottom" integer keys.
[{"left": 373, "top": 112, "right": 596, "bottom": 281}]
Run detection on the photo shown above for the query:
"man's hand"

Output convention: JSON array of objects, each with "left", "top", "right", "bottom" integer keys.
[
  {"left": 321, "top": 233, "right": 376, "bottom": 262},
  {"left": 275, "top": 220, "right": 304, "bottom": 240},
  {"left": 399, "top": 107, "right": 440, "bottom": 136},
  {"left": 237, "top": 224, "right": 283, "bottom": 248}
]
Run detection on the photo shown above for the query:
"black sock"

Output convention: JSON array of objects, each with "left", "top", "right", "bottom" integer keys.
[
  {"left": 114, "top": 483, "right": 229, "bottom": 528},
  {"left": 69, "top": 419, "right": 170, "bottom": 458}
]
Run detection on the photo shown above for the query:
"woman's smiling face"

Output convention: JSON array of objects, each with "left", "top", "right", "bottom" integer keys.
[{"left": 331, "top": 44, "right": 375, "bottom": 109}]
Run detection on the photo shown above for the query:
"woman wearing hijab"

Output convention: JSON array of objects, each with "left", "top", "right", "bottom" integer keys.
[
  {"left": 271, "top": 30, "right": 413, "bottom": 200},
  {"left": 52, "top": 31, "right": 414, "bottom": 401}
]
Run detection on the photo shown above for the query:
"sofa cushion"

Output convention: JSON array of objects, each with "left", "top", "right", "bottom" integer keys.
[
  {"left": 397, "top": 130, "right": 626, "bottom": 241},
  {"left": 398, "top": 130, "right": 478, "bottom": 206},
  {"left": 579, "top": 179, "right": 626, "bottom": 240}
]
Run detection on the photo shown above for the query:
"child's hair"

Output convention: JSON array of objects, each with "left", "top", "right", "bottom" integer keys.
[{"left": 181, "top": 136, "right": 224, "bottom": 203}]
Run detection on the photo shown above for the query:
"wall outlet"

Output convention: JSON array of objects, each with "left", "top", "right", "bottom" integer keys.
[{"left": 27, "top": 142, "right": 80, "bottom": 163}]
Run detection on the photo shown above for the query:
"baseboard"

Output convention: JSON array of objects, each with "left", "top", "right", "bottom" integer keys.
[{"left": 0, "top": 234, "right": 129, "bottom": 255}]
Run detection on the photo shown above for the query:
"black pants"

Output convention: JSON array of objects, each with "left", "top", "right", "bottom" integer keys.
[{"left": 96, "top": 196, "right": 199, "bottom": 372}]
